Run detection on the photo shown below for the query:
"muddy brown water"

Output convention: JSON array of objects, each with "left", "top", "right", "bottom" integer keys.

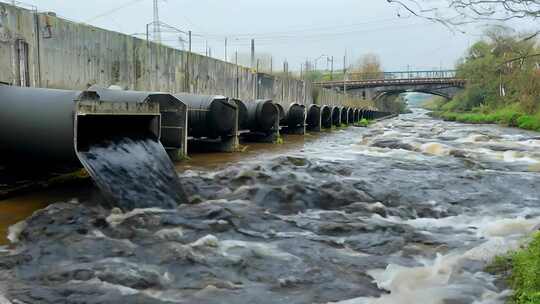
[{"left": 1, "top": 109, "right": 540, "bottom": 304}]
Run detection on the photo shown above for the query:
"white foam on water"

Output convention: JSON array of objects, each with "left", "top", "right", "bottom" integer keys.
[
  {"left": 350, "top": 145, "right": 423, "bottom": 161},
  {"left": 330, "top": 251, "right": 510, "bottom": 304},
  {"left": 0, "top": 293, "right": 11, "bottom": 304},
  {"left": 219, "top": 239, "right": 299, "bottom": 261},
  {"left": 457, "top": 133, "right": 491, "bottom": 143},
  {"left": 478, "top": 217, "right": 540, "bottom": 237},
  {"left": 154, "top": 227, "right": 184, "bottom": 240},
  {"left": 334, "top": 213, "right": 540, "bottom": 304},
  {"left": 106, "top": 207, "right": 170, "bottom": 227},
  {"left": 7, "top": 220, "right": 27, "bottom": 244},
  {"left": 186, "top": 234, "right": 300, "bottom": 262},
  {"left": 502, "top": 150, "right": 539, "bottom": 164},
  {"left": 519, "top": 139, "right": 540, "bottom": 148},
  {"left": 420, "top": 142, "right": 451, "bottom": 156},
  {"left": 68, "top": 278, "right": 140, "bottom": 296},
  {"left": 190, "top": 234, "right": 219, "bottom": 248},
  {"left": 142, "top": 290, "right": 185, "bottom": 303}
]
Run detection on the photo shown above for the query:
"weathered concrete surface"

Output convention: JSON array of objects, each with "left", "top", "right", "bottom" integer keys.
[{"left": 0, "top": 3, "right": 364, "bottom": 109}]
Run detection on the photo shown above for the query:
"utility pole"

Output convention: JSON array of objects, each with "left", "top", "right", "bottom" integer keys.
[
  {"left": 250, "top": 39, "right": 255, "bottom": 69},
  {"left": 270, "top": 57, "right": 273, "bottom": 74},
  {"left": 152, "top": 0, "right": 161, "bottom": 43},
  {"left": 188, "top": 30, "right": 192, "bottom": 53},
  {"left": 330, "top": 56, "right": 334, "bottom": 80},
  {"left": 343, "top": 51, "right": 347, "bottom": 95},
  {"left": 205, "top": 40, "right": 208, "bottom": 57},
  {"left": 235, "top": 51, "right": 239, "bottom": 98},
  {"left": 224, "top": 38, "right": 228, "bottom": 62}
]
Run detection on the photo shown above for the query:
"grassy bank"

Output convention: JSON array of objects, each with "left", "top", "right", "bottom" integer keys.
[
  {"left": 487, "top": 232, "right": 540, "bottom": 304},
  {"left": 428, "top": 103, "right": 540, "bottom": 132}
]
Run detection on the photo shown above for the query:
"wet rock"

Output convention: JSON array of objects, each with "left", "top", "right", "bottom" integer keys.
[
  {"left": 94, "top": 260, "right": 164, "bottom": 289},
  {"left": 450, "top": 149, "right": 468, "bottom": 158},
  {"left": 371, "top": 138, "right": 415, "bottom": 151},
  {"left": 285, "top": 156, "right": 308, "bottom": 167},
  {"left": 342, "top": 202, "right": 387, "bottom": 217},
  {"left": 0, "top": 253, "right": 32, "bottom": 270}
]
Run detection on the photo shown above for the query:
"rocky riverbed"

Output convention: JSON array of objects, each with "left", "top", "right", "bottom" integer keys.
[{"left": 1, "top": 109, "right": 539, "bottom": 304}]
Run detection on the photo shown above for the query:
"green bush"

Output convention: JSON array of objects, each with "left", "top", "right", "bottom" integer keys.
[
  {"left": 517, "top": 115, "right": 540, "bottom": 131},
  {"left": 509, "top": 232, "right": 540, "bottom": 304},
  {"left": 358, "top": 118, "right": 369, "bottom": 127},
  {"left": 437, "top": 103, "right": 540, "bottom": 132}
]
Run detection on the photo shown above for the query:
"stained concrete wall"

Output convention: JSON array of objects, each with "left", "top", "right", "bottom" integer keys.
[
  {"left": 0, "top": 3, "right": 365, "bottom": 109},
  {"left": 314, "top": 87, "right": 375, "bottom": 109}
]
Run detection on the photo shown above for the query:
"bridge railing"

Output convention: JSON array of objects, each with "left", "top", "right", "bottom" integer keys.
[
  {"left": 315, "top": 69, "right": 457, "bottom": 82},
  {"left": 313, "top": 77, "right": 466, "bottom": 88},
  {"left": 345, "top": 70, "right": 457, "bottom": 81}
]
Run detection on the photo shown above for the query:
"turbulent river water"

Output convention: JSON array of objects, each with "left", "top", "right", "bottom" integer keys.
[{"left": 1, "top": 108, "right": 540, "bottom": 304}]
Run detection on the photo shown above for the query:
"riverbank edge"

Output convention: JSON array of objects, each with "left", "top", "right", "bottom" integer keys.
[
  {"left": 486, "top": 232, "right": 540, "bottom": 304},
  {"left": 428, "top": 109, "right": 540, "bottom": 133}
]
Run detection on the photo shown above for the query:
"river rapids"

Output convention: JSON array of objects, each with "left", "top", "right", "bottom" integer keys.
[{"left": 1, "top": 109, "right": 539, "bottom": 304}]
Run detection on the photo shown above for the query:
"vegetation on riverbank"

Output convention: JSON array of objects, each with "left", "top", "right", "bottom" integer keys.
[
  {"left": 423, "top": 27, "right": 540, "bottom": 132},
  {"left": 486, "top": 232, "right": 540, "bottom": 304},
  {"left": 426, "top": 102, "right": 540, "bottom": 132},
  {"left": 357, "top": 118, "right": 370, "bottom": 127}
]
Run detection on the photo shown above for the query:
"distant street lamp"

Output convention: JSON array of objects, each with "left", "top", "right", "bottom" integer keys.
[{"left": 313, "top": 54, "right": 331, "bottom": 71}]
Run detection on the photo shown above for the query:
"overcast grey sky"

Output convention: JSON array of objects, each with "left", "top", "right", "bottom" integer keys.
[{"left": 11, "top": 0, "right": 534, "bottom": 71}]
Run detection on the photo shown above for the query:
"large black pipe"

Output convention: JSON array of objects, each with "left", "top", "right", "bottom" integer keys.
[
  {"left": 306, "top": 104, "right": 321, "bottom": 130},
  {"left": 367, "top": 110, "right": 374, "bottom": 120},
  {"left": 353, "top": 109, "right": 360, "bottom": 122},
  {"left": 174, "top": 93, "right": 236, "bottom": 139},
  {"left": 0, "top": 85, "right": 160, "bottom": 163},
  {"left": 0, "top": 85, "right": 82, "bottom": 162},
  {"left": 246, "top": 99, "right": 278, "bottom": 132},
  {"left": 321, "top": 105, "right": 332, "bottom": 129},
  {"left": 340, "top": 107, "right": 348, "bottom": 125},
  {"left": 282, "top": 103, "right": 306, "bottom": 127},
  {"left": 331, "top": 106, "right": 341, "bottom": 127},
  {"left": 230, "top": 98, "right": 248, "bottom": 130},
  {"left": 363, "top": 110, "right": 370, "bottom": 120},
  {"left": 347, "top": 108, "right": 355, "bottom": 124}
]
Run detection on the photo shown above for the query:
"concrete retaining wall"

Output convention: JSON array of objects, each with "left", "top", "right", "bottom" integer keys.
[{"left": 0, "top": 3, "right": 367, "bottom": 108}]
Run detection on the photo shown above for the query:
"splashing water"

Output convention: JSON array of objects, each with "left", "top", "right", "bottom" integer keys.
[{"left": 78, "top": 135, "right": 186, "bottom": 210}]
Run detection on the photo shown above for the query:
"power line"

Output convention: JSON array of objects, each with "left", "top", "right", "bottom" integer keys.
[
  {"left": 198, "top": 17, "right": 407, "bottom": 39},
  {"left": 84, "top": 0, "right": 145, "bottom": 23},
  {"left": 209, "top": 22, "right": 431, "bottom": 46}
]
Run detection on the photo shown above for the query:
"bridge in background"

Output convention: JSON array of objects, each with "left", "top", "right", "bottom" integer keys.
[{"left": 314, "top": 70, "right": 466, "bottom": 101}]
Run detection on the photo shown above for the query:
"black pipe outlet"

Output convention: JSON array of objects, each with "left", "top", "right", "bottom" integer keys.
[
  {"left": 347, "top": 108, "right": 355, "bottom": 124},
  {"left": 321, "top": 105, "right": 332, "bottom": 129},
  {"left": 174, "top": 93, "right": 236, "bottom": 139},
  {"left": 331, "top": 106, "right": 341, "bottom": 127},
  {"left": 283, "top": 103, "right": 305, "bottom": 127},
  {"left": 246, "top": 99, "right": 278, "bottom": 132},
  {"left": 306, "top": 104, "right": 321, "bottom": 130},
  {"left": 340, "top": 107, "right": 349, "bottom": 125}
]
